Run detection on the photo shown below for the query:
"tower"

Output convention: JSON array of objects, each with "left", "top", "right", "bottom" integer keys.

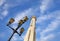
[{"left": 24, "top": 16, "right": 36, "bottom": 41}]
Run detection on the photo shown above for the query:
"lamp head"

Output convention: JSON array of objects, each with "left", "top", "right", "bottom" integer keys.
[
  {"left": 20, "top": 27, "right": 24, "bottom": 34},
  {"left": 23, "top": 16, "right": 28, "bottom": 22},
  {"left": 18, "top": 16, "right": 28, "bottom": 25},
  {"left": 17, "top": 16, "right": 28, "bottom": 28},
  {"left": 18, "top": 20, "right": 24, "bottom": 25},
  {"left": 7, "top": 18, "right": 15, "bottom": 26}
]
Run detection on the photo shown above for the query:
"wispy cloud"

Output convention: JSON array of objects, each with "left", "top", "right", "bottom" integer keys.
[
  {"left": 36, "top": 19, "right": 59, "bottom": 41},
  {"left": 40, "top": 34, "right": 54, "bottom": 41},
  {"left": 14, "top": 8, "right": 32, "bottom": 23},
  {"left": 1, "top": 10, "right": 8, "bottom": 16},
  {"left": 40, "top": 0, "right": 53, "bottom": 14},
  {"left": 0, "top": 0, "right": 5, "bottom": 6},
  {"left": 39, "top": 20, "right": 58, "bottom": 41},
  {"left": 36, "top": 14, "right": 52, "bottom": 23},
  {"left": 0, "top": 9, "right": 8, "bottom": 20},
  {"left": 14, "top": 8, "right": 38, "bottom": 23},
  {"left": 40, "top": 19, "right": 60, "bottom": 36},
  {"left": 37, "top": 10, "right": 60, "bottom": 23},
  {"left": 36, "top": 10, "right": 60, "bottom": 41},
  {"left": 0, "top": 1, "right": 8, "bottom": 20}
]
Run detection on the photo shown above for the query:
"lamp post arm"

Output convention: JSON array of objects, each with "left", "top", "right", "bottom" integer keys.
[
  {"left": 15, "top": 24, "right": 22, "bottom": 30},
  {"left": 16, "top": 31, "right": 21, "bottom": 36},
  {"left": 8, "top": 25, "right": 15, "bottom": 31}
]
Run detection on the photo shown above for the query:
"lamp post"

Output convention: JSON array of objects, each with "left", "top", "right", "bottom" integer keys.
[{"left": 7, "top": 16, "right": 28, "bottom": 41}]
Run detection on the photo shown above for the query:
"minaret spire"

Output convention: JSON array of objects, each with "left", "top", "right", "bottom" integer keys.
[{"left": 24, "top": 16, "right": 36, "bottom": 41}]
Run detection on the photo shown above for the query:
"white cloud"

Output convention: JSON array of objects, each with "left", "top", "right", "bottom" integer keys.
[
  {"left": 14, "top": 8, "right": 36, "bottom": 23},
  {"left": 2, "top": 10, "right": 8, "bottom": 16},
  {"left": 0, "top": 10, "right": 8, "bottom": 20},
  {"left": 40, "top": 19, "right": 60, "bottom": 35},
  {"left": 39, "top": 20, "right": 60, "bottom": 41},
  {"left": 0, "top": 0, "right": 5, "bottom": 6},
  {"left": 0, "top": 3, "right": 8, "bottom": 20},
  {"left": 37, "top": 10, "right": 60, "bottom": 23},
  {"left": 36, "top": 14, "right": 53, "bottom": 23},
  {"left": 40, "top": 0, "right": 53, "bottom": 14},
  {"left": 36, "top": 10, "right": 60, "bottom": 41},
  {"left": 40, "top": 34, "right": 54, "bottom": 41},
  {"left": 3, "top": 3, "right": 9, "bottom": 9}
]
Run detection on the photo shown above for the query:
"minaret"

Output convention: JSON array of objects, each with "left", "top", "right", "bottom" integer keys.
[{"left": 24, "top": 16, "right": 36, "bottom": 41}]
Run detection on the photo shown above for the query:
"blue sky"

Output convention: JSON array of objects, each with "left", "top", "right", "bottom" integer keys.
[{"left": 0, "top": 0, "right": 60, "bottom": 41}]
